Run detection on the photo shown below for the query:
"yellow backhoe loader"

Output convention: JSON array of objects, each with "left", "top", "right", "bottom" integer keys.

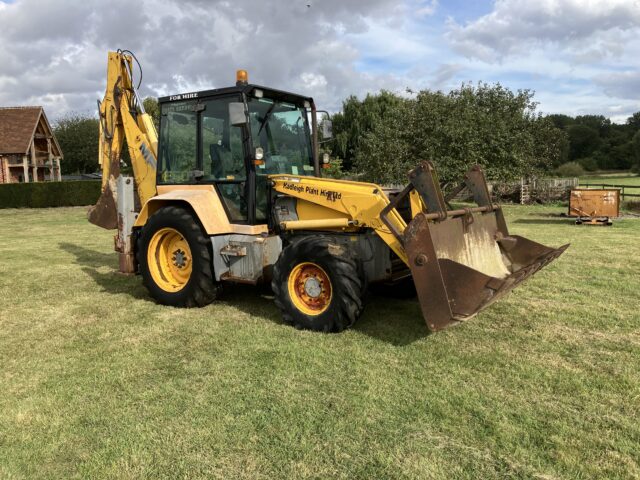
[{"left": 89, "top": 50, "right": 568, "bottom": 332}]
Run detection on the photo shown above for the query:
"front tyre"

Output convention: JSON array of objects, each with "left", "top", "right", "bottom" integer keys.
[
  {"left": 137, "top": 205, "right": 220, "bottom": 307},
  {"left": 272, "top": 237, "right": 364, "bottom": 332}
]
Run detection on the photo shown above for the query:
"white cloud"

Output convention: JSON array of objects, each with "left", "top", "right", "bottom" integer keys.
[
  {"left": 299, "top": 73, "right": 328, "bottom": 90},
  {"left": 0, "top": 0, "right": 638, "bottom": 125},
  {"left": 447, "top": 0, "right": 640, "bottom": 61},
  {"left": 0, "top": 0, "right": 406, "bottom": 119},
  {"left": 594, "top": 70, "right": 640, "bottom": 99},
  {"left": 415, "top": 0, "right": 438, "bottom": 17}
]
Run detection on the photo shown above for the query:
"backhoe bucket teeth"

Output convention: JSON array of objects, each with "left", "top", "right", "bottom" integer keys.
[{"left": 390, "top": 161, "right": 569, "bottom": 332}]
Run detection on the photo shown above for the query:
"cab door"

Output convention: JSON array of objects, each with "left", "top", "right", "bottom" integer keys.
[{"left": 199, "top": 96, "right": 250, "bottom": 223}]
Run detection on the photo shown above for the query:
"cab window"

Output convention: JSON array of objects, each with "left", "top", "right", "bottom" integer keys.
[
  {"left": 247, "top": 97, "right": 314, "bottom": 221},
  {"left": 200, "top": 97, "right": 247, "bottom": 221},
  {"left": 157, "top": 100, "right": 197, "bottom": 183}
]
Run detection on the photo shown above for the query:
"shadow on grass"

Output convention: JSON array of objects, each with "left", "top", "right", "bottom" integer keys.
[
  {"left": 218, "top": 283, "right": 283, "bottom": 325},
  {"left": 59, "top": 242, "right": 149, "bottom": 301},
  {"left": 527, "top": 212, "right": 567, "bottom": 217},
  {"left": 58, "top": 241, "right": 427, "bottom": 345},
  {"left": 512, "top": 219, "right": 573, "bottom": 225},
  {"left": 354, "top": 296, "right": 428, "bottom": 346},
  {"left": 221, "top": 284, "right": 428, "bottom": 346}
]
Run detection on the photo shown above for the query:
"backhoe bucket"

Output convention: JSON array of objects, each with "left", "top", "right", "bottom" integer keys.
[
  {"left": 384, "top": 162, "right": 569, "bottom": 332},
  {"left": 88, "top": 180, "right": 118, "bottom": 230}
]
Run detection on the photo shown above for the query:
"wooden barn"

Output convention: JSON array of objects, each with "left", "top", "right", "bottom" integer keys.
[{"left": 0, "top": 107, "right": 63, "bottom": 183}]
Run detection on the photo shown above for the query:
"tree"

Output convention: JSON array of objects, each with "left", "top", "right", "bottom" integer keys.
[
  {"left": 631, "top": 130, "right": 640, "bottom": 172},
  {"left": 549, "top": 111, "right": 639, "bottom": 171},
  {"left": 627, "top": 112, "right": 640, "bottom": 130},
  {"left": 330, "top": 91, "right": 405, "bottom": 171},
  {"left": 548, "top": 114, "right": 574, "bottom": 130},
  {"left": 142, "top": 97, "right": 160, "bottom": 130},
  {"left": 351, "top": 83, "right": 564, "bottom": 185},
  {"left": 574, "top": 115, "right": 611, "bottom": 137},
  {"left": 532, "top": 116, "right": 569, "bottom": 169},
  {"left": 567, "top": 124, "right": 601, "bottom": 161},
  {"left": 53, "top": 114, "right": 100, "bottom": 174},
  {"left": 349, "top": 97, "right": 415, "bottom": 183}
]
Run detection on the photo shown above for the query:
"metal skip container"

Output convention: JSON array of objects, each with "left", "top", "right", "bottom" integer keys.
[
  {"left": 381, "top": 162, "right": 570, "bottom": 332},
  {"left": 569, "top": 188, "right": 620, "bottom": 225}
]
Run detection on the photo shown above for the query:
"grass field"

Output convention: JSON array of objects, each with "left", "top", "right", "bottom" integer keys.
[
  {"left": 1, "top": 206, "right": 639, "bottom": 479},
  {"left": 579, "top": 171, "right": 640, "bottom": 187}
]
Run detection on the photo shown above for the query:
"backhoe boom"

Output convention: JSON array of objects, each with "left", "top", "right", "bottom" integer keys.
[{"left": 89, "top": 50, "right": 158, "bottom": 230}]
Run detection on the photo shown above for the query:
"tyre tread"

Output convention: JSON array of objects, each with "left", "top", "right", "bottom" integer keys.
[
  {"left": 136, "top": 205, "right": 220, "bottom": 307},
  {"left": 272, "top": 236, "right": 364, "bottom": 332}
]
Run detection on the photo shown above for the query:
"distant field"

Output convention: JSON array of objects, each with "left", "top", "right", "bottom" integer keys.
[
  {"left": 1, "top": 206, "right": 639, "bottom": 479},
  {"left": 579, "top": 171, "right": 640, "bottom": 187}
]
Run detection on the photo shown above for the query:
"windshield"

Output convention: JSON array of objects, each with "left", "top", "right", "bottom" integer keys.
[{"left": 247, "top": 97, "right": 314, "bottom": 176}]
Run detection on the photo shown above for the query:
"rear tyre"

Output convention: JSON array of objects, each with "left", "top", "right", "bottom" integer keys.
[
  {"left": 137, "top": 205, "right": 220, "bottom": 307},
  {"left": 272, "top": 237, "right": 364, "bottom": 332}
]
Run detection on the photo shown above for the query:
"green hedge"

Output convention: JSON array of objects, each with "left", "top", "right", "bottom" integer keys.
[{"left": 0, "top": 181, "right": 102, "bottom": 209}]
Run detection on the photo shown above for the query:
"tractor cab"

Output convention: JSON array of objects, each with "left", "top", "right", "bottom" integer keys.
[{"left": 156, "top": 71, "right": 323, "bottom": 225}]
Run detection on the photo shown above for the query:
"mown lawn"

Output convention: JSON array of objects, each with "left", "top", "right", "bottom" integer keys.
[
  {"left": 579, "top": 171, "right": 640, "bottom": 187},
  {"left": 0, "top": 206, "right": 639, "bottom": 479}
]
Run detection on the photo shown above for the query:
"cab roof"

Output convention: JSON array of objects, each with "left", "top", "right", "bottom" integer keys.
[{"left": 158, "top": 83, "right": 314, "bottom": 107}]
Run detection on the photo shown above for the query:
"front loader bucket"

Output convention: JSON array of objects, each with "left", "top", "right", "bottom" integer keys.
[
  {"left": 405, "top": 214, "right": 568, "bottom": 331},
  {"left": 382, "top": 162, "right": 569, "bottom": 332}
]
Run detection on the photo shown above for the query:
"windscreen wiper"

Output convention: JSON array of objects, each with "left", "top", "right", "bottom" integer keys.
[{"left": 257, "top": 103, "right": 277, "bottom": 135}]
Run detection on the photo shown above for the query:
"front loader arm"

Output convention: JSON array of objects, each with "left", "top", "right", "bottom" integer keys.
[
  {"left": 89, "top": 51, "right": 158, "bottom": 229},
  {"left": 272, "top": 163, "right": 568, "bottom": 332},
  {"left": 270, "top": 175, "right": 410, "bottom": 264}
]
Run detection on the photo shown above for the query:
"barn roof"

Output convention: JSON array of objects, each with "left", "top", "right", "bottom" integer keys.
[{"left": 0, "top": 106, "right": 60, "bottom": 156}]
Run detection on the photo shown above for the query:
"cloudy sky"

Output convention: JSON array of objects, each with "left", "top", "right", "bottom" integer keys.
[{"left": 0, "top": 0, "right": 638, "bottom": 123}]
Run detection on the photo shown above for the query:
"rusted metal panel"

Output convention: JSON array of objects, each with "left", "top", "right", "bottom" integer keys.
[
  {"left": 114, "top": 176, "right": 137, "bottom": 274},
  {"left": 88, "top": 181, "right": 118, "bottom": 230},
  {"left": 406, "top": 211, "right": 569, "bottom": 331},
  {"left": 408, "top": 161, "right": 447, "bottom": 218},
  {"left": 211, "top": 234, "right": 282, "bottom": 283},
  {"left": 569, "top": 189, "right": 620, "bottom": 220},
  {"left": 398, "top": 162, "right": 569, "bottom": 332}
]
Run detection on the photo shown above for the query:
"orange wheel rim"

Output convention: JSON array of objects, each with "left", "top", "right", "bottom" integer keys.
[{"left": 287, "top": 262, "right": 332, "bottom": 316}]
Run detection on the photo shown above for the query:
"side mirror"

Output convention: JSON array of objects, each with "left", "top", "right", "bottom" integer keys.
[
  {"left": 321, "top": 119, "right": 333, "bottom": 139},
  {"left": 229, "top": 102, "right": 247, "bottom": 126}
]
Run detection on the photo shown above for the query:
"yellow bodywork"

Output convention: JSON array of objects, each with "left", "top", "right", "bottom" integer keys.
[
  {"left": 135, "top": 185, "right": 267, "bottom": 236},
  {"left": 270, "top": 174, "right": 410, "bottom": 264},
  {"left": 99, "top": 51, "right": 158, "bottom": 205},
  {"left": 141, "top": 174, "right": 413, "bottom": 265},
  {"left": 90, "top": 51, "right": 159, "bottom": 231}
]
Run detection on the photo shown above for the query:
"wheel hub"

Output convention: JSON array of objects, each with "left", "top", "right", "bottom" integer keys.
[
  {"left": 172, "top": 249, "right": 187, "bottom": 268},
  {"left": 303, "top": 277, "right": 322, "bottom": 298},
  {"left": 287, "top": 262, "right": 333, "bottom": 316}
]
